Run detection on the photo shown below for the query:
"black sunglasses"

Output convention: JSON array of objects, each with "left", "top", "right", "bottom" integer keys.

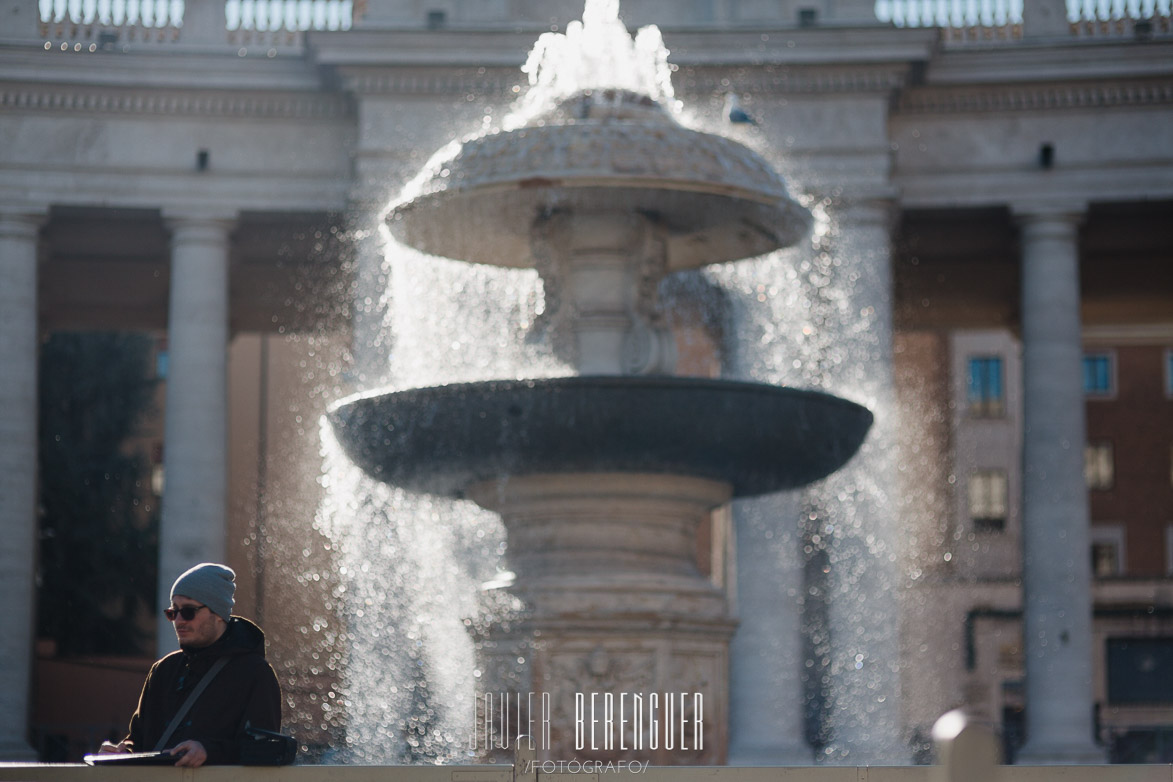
[{"left": 164, "top": 604, "right": 209, "bottom": 622}]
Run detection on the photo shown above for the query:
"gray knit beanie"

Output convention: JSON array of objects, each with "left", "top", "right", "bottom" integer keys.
[{"left": 170, "top": 563, "right": 236, "bottom": 622}]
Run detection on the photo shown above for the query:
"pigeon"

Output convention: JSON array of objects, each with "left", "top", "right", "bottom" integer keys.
[{"left": 724, "top": 93, "right": 757, "bottom": 125}]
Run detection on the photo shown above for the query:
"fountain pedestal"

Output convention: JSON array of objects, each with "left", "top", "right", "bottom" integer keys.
[
  {"left": 533, "top": 210, "right": 675, "bottom": 376},
  {"left": 468, "top": 473, "right": 734, "bottom": 764}
]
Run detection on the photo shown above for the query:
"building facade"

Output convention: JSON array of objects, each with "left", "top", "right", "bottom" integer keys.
[{"left": 2, "top": 0, "right": 1172, "bottom": 764}]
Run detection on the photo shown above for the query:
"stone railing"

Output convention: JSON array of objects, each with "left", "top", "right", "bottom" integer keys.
[
  {"left": 38, "top": 0, "right": 182, "bottom": 49},
  {"left": 37, "top": 0, "right": 352, "bottom": 49},
  {"left": 224, "top": 0, "right": 352, "bottom": 49},
  {"left": 39, "top": 0, "right": 183, "bottom": 28},
  {"left": 31, "top": 0, "right": 1171, "bottom": 49},
  {"left": 877, "top": 0, "right": 1170, "bottom": 42},
  {"left": 1066, "top": 0, "right": 1172, "bottom": 37},
  {"left": 876, "top": 0, "right": 1022, "bottom": 29},
  {"left": 224, "top": 0, "right": 353, "bottom": 31},
  {"left": 0, "top": 714, "right": 1171, "bottom": 782}
]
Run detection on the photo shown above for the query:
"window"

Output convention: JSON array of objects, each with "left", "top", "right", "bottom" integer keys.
[
  {"left": 151, "top": 443, "right": 165, "bottom": 496},
  {"left": 1109, "top": 727, "right": 1173, "bottom": 764},
  {"left": 1092, "top": 540, "right": 1121, "bottom": 576},
  {"left": 1107, "top": 638, "right": 1173, "bottom": 705},
  {"left": 1091, "top": 525, "right": 1125, "bottom": 577},
  {"left": 155, "top": 337, "right": 169, "bottom": 379},
  {"left": 967, "top": 356, "right": 1004, "bottom": 417},
  {"left": 1166, "top": 349, "right": 1173, "bottom": 397},
  {"left": 1083, "top": 353, "right": 1115, "bottom": 397},
  {"left": 1084, "top": 441, "right": 1114, "bottom": 491},
  {"left": 1166, "top": 526, "right": 1173, "bottom": 575},
  {"left": 968, "top": 470, "right": 1007, "bottom": 532}
]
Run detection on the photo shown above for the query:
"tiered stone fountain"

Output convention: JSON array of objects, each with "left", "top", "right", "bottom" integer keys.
[{"left": 329, "top": 0, "right": 872, "bottom": 764}]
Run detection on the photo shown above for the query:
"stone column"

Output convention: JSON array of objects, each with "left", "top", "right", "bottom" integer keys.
[
  {"left": 821, "top": 197, "right": 906, "bottom": 764},
  {"left": 1014, "top": 206, "right": 1103, "bottom": 764},
  {"left": 727, "top": 493, "right": 812, "bottom": 764},
  {"left": 0, "top": 211, "right": 43, "bottom": 760},
  {"left": 156, "top": 215, "right": 233, "bottom": 652},
  {"left": 348, "top": 207, "right": 392, "bottom": 387}
]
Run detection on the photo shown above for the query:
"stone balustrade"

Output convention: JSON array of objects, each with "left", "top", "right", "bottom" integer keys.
[
  {"left": 0, "top": 715, "right": 1163, "bottom": 782},
  {"left": 34, "top": 0, "right": 352, "bottom": 49},
  {"left": 38, "top": 0, "right": 352, "bottom": 29},
  {"left": 224, "top": 0, "right": 352, "bottom": 31},
  {"left": 26, "top": 0, "right": 1172, "bottom": 51},
  {"left": 1068, "top": 0, "right": 1170, "bottom": 23},
  {"left": 879, "top": 0, "right": 1170, "bottom": 41},
  {"left": 1067, "top": 8, "right": 1172, "bottom": 37},
  {"left": 877, "top": 0, "right": 1022, "bottom": 27},
  {"left": 40, "top": 0, "right": 182, "bottom": 28}
]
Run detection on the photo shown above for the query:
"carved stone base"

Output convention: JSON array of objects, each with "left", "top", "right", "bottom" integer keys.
[{"left": 467, "top": 473, "right": 736, "bottom": 765}]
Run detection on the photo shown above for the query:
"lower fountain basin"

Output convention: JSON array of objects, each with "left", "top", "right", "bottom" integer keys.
[{"left": 328, "top": 376, "right": 872, "bottom": 499}]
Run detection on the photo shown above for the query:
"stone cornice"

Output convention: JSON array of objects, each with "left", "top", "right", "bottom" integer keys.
[
  {"left": 306, "top": 29, "right": 533, "bottom": 68},
  {"left": 922, "top": 38, "right": 1173, "bottom": 85},
  {"left": 312, "top": 25, "right": 935, "bottom": 97},
  {"left": 333, "top": 66, "right": 518, "bottom": 97},
  {"left": 659, "top": 25, "right": 940, "bottom": 66},
  {"left": 0, "top": 168, "right": 351, "bottom": 213},
  {"left": 0, "top": 83, "right": 353, "bottom": 119},
  {"left": 0, "top": 44, "right": 326, "bottom": 90},
  {"left": 308, "top": 25, "right": 940, "bottom": 69},
  {"left": 895, "top": 163, "right": 1173, "bottom": 208},
  {"left": 677, "top": 63, "right": 912, "bottom": 96},
  {"left": 897, "top": 77, "right": 1173, "bottom": 114},
  {"left": 334, "top": 62, "right": 914, "bottom": 97}
]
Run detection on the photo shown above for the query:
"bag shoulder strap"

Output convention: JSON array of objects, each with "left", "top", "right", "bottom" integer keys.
[{"left": 153, "top": 657, "right": 231, "bottom": 751}]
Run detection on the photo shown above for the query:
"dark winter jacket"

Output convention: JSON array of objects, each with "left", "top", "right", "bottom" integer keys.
[{"left": 122, "top": 616, "right": 282, "bottom": 764}]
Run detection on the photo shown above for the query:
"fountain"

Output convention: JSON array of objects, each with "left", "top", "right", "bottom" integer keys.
[{"left": 327, "top": 0, "right": 874, "bottom": 764}]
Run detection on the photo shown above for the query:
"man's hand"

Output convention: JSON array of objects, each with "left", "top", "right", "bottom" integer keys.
[
  {"left": 170, "top": 740, "right": 208, "bottom": 768},
  {"left": 97, "top": 740, "right": 131, "bottom": 754}
]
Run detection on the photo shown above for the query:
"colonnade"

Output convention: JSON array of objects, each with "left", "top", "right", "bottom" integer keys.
[
  {"left": 727, "top": 201, "right": 1102, "bottom": 764},
  {"left": 0, "top": 209, "right": 233, "bottom": 758},
  {"left": 0, "top": 201, "right": 1103, "bottom": 763}
]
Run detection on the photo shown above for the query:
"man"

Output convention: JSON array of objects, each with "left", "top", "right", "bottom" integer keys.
[{"left": 99, "top": 563, "right": 283, "bottom": 767}]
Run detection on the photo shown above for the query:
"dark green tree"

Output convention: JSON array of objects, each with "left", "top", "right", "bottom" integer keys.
[{"left": 37, "top": 332, "right": 160, "bottom": 656}]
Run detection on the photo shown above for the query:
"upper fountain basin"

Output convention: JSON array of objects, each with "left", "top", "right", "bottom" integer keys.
[
  {"left": 386, "top": 90, "right": 812, "bottom": 270},
  {"left": 328, "top": 375, "right": 872, "bottom": 499}
]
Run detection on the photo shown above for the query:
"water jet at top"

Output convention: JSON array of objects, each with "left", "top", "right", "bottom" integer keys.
[{"left": 327, "top": 0, "right": 875, "bottom": 764}]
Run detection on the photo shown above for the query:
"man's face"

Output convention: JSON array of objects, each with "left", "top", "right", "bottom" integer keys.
[{"left": 171, "top": 595, "right": 227, "bottom": 649}]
